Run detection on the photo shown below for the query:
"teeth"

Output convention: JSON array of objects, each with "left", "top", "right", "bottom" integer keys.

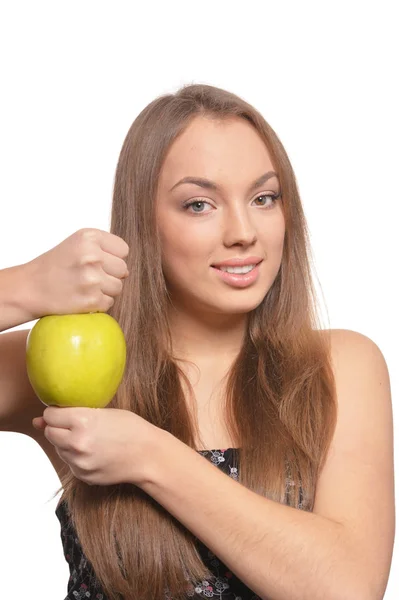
[{"left": 219, "top": 264, "right": 257, "bottom": 274}]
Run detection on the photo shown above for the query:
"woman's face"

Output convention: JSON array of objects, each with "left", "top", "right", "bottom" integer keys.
[{"left": 155, "top": 116, "right": 285, "bottom": 319}]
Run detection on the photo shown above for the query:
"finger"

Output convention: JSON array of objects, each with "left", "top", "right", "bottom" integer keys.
[
  {"left": 32, "top": 417, "right": 46, "bottom": 430},
  {"left": 101, "top": 253, "right": 129, "bottom": 280},
  {"left": 43, "top": 406, "right": 88, "bottom": 429},
  {"left": 100, "top": 274, "right": 124, "bottom": 298},
  {"left": 44, "top": 425, "right": 72, "bottom": 450},
  {"left": 99, "top": 232, "right": 129, "bottom": 259}
]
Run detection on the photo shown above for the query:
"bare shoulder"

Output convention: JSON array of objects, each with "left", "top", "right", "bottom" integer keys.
[
  {"left": 313, "top": 328, "right": 395, "bottom": 598},
  {"left": 329, "top": 327, "right": 386, "bottom": 356},
  {"left": 328, "top": 328, "right": 392, "bottom": 403}
]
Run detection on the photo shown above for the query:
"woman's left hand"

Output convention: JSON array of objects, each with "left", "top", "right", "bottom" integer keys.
[{"left": 32, "top": 406, "right": 162, "bottom": 487}]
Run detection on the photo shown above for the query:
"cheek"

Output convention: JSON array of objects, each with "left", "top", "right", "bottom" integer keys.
[
  {"left": 260, "top": 215, "right": 285, "bottom": 255},
  {"left": 160, "top": 231, "right": 210, "bottom": 282}
]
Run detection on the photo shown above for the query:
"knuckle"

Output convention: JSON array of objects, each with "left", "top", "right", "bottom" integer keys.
[
  {"left": 72, "top": 434, "right": 89, "bottom": 455},
  {"left": 75, "top": 456, "right": 90, "bottom": 472},
  {"left": 81, "top": 271, "right": 101, "bottom": 287},
  {"left": 79, "top": 228, "right": 99, "bottom": 242},
  {"left": 78, "top": 413, "right": 91, "bottom": 428},
  {"left": 85, "top": 293, "right": 102, "bottom": 311},
  {"left": 78, "top": 252, "right": 102, "bottom": 267}
]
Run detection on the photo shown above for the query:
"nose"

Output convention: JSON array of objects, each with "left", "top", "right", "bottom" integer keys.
[{"left": 221, "top": 203, "right": 258, "bottom": 247}]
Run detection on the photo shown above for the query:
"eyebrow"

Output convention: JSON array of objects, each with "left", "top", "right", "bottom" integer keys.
[{"left": 168, "top": 170, "right": 279, "bottom": 193}]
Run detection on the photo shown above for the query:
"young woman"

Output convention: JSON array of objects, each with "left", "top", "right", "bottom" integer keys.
[{"left": 0, "top": 83, "right": 394, "bottom": 600}]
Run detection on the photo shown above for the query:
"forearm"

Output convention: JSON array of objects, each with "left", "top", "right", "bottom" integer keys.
[
  {"left": 0, "top": 264, "right": 36, "bottom": 332},
  {"left": 141, "top": 433, "right": 364, "bottom": 600}
]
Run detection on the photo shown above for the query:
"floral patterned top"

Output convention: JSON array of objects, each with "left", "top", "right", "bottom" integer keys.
[{"left": 55, "top": 447, "right": 303, "bottom": 600}]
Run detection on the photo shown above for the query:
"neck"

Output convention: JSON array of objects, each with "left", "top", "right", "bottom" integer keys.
[{"left": 167, "top": 305, "right": 247, "bottom": 364}]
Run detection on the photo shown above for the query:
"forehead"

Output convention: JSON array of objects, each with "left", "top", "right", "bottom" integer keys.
[{"left": 158, "top": 116, "right": 275, "bottom": 188}]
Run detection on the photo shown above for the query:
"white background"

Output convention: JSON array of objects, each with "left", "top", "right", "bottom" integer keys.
[{"left": 0, "top": 1, "right": 397, "bottom": 598}]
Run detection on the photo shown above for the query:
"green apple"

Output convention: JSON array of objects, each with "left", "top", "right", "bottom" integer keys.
[{"left": 26, "top": 313, "right": 126, "bottom": 408}]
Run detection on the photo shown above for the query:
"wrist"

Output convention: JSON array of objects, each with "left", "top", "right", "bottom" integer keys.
[
  {"left": 21, "top": 259, "right": 46, "bottom": 320},
  {"left": 138, "top": 426, "right": 180, "bottom": 490},
  {"left": 0, "top": 263, "right": 39, "bottom": 331}
]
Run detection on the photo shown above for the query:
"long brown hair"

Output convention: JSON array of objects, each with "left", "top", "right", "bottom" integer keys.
[{"left": 52, "top": 83, "right": 337, "bottom": 600}]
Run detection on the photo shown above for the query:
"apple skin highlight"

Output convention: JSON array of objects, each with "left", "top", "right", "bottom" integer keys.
[{"left": 26, "top": 313, "right": 126, "bottom": 408}]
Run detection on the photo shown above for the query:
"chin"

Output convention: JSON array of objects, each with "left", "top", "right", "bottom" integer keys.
[{"left": 208, "top": 295, "right": 265, "bottom": 314}]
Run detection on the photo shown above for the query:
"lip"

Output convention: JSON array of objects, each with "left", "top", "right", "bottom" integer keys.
[
  {"left": 211, "top": 262, "right": 261, "bottom": 288},
  {"left": 211, "top": 256, "right": 263, "bottom": 268}
]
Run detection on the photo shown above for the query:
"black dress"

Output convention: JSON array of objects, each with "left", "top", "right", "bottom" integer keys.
[{"left": 55, "top": 447, "right": 303, "bottom": 600}]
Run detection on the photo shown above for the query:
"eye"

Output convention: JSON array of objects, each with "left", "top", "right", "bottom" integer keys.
[
  {"left": 182, "top": 193, "right": 281, "bottom": 215},
  {"left": 253, "top": 193, "right": 281, "bottom": 208},
  {"left": 182, "top": 199, "right": 213, "bottom": 214}
]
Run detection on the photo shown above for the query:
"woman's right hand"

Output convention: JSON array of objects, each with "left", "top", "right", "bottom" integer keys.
[{"left": 25, "top": 228, "right": 129, "bottom": 318}]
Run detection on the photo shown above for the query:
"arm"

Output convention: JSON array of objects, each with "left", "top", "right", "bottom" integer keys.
[
  {"left": 142, "top": 435, "right": 356, "bottom": 600},
  {"left": 0, "top": 262, "right": 44, "bottom": 430},
  {"left": 0, "top": 263, "right": 37, "bottom": 332},
  {"left": 140, "top": 331, "right": 394, "bottom": 600},
  {"left": 0, "top": 228, "right": 130, "bottom": 334}
]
